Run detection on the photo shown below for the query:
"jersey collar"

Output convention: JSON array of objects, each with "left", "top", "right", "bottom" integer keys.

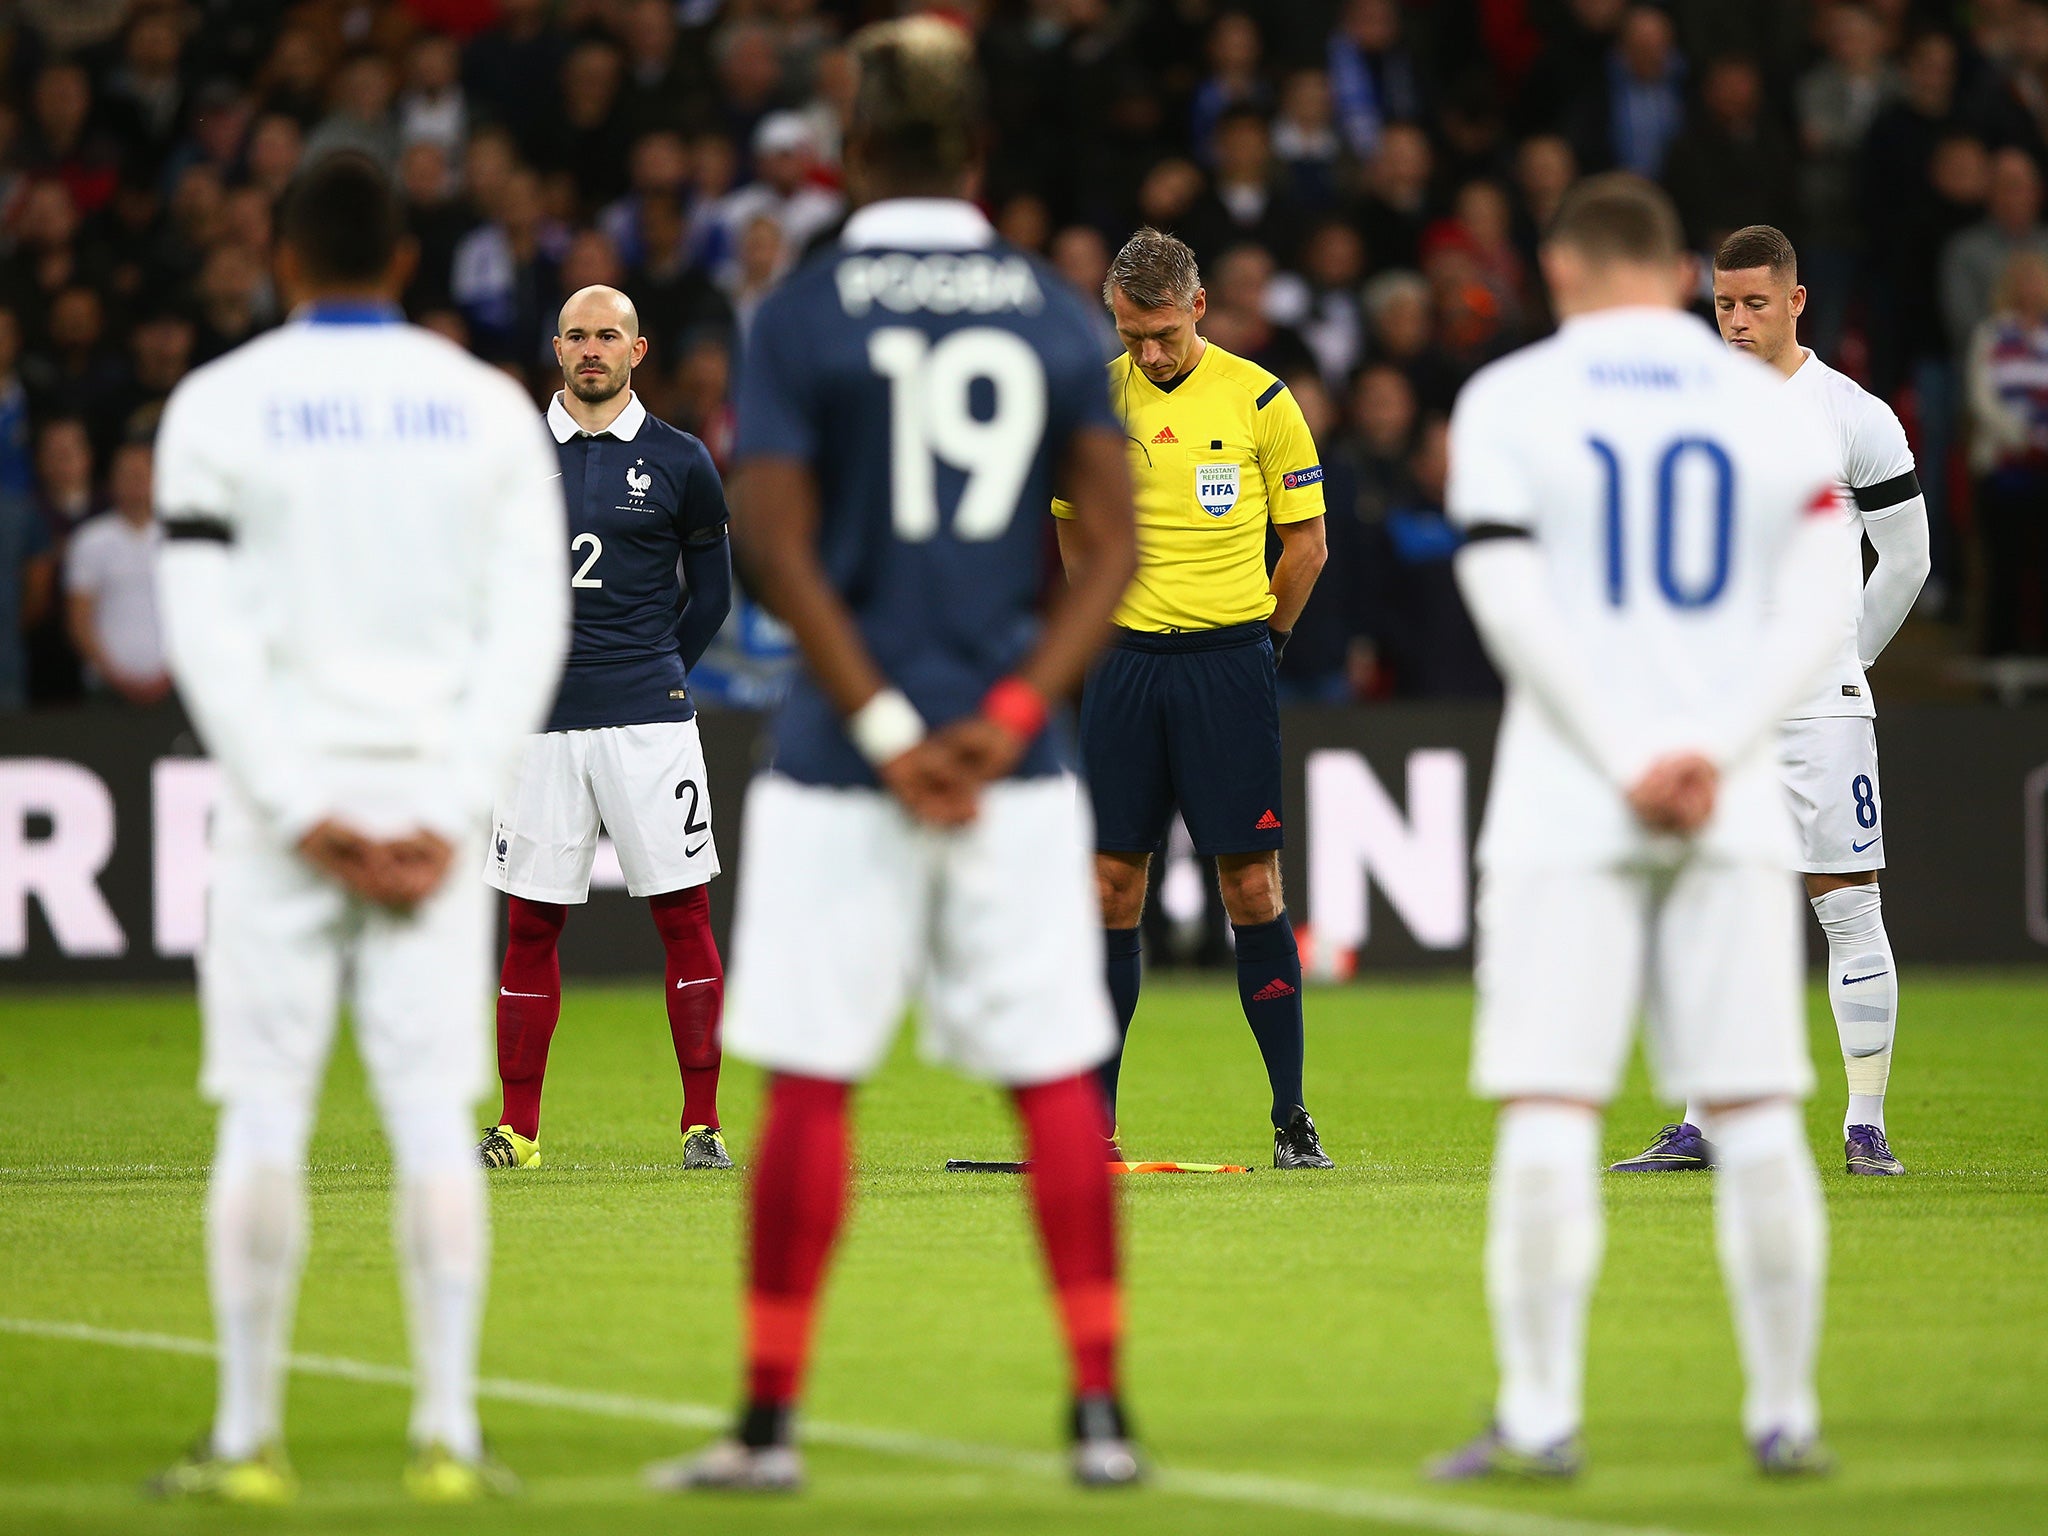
[
  {"left": 294, "top": 299, "right": 404, "bottom": 326},
  {"left": 547, "top": 389, "right": 647, "bottom": 443},
  {"left": 841, "top": 197, "right": 995, "bottom": 251}
]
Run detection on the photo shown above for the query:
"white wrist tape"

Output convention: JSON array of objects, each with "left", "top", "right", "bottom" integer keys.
[{"left": 848, "top": 687, "right": 926, "bottom": 767}]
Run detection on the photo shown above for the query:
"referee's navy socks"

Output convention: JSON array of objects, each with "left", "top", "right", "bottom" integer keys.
[
  {"left": 1233, "top": 913, "right": 1305, "bottom": 1128},
  {"left": 1097, "top": 928, "right": 1143, "bottom": 1116}
]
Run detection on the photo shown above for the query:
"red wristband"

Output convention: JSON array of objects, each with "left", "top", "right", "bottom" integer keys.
[{"left": 982, "top": 676, "right": 1049, "bottom": 741}]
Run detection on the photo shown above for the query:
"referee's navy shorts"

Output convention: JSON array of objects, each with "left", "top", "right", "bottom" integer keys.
[{"left": 1078, "top": 620, "right": 1285, "bottom": 858}]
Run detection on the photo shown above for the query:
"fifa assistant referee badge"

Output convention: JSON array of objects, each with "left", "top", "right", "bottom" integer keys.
[
  {"left": 849, "top": 687, "right": 927, "bottom": 766},
  {"left": 981, "top": 676, "right": 1048, "bottom": 741}
]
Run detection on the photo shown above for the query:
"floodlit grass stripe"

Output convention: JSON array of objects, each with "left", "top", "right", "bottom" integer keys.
[{"left": 0, "top": 1315, "right": 1698, "bottom": 1536}]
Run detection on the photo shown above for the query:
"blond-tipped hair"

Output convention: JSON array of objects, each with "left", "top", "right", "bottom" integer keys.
[{"left": 849, "top": 16, "right": 982, "bottom": 191}]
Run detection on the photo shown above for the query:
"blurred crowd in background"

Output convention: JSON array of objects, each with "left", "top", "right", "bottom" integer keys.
[{"left": 5, "top": 0, "right": 2048, "bottom": 719}]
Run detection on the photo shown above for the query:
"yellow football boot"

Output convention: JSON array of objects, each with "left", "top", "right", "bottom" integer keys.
[{"left": 476, "top": 1124, "right": 540, "bottom": 1168}]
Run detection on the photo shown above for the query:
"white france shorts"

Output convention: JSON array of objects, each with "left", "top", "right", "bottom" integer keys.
[
  {"left": 484, "top": 719, "right": 719, "bottom": 903},
  {"left": 723, "top": 772, "right": 1118, "bottom": 1086}
]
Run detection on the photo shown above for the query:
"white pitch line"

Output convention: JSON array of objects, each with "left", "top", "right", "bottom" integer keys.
[{"left": 0, "top": 1316, "right": 1697, "bottom": 1536}]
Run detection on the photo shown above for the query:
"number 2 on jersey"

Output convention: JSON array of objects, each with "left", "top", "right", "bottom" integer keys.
[
  {"left": 571, "top": 532, "right": 602, "bottom": 588},
  {"left": 1588, "top": 436, "right": 1734, "bottom": 609},
  {"left": 868, "top": 326, "right": 1047, "bottom": 542}
]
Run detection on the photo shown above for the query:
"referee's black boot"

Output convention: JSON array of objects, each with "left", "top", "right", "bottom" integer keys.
[{"left": 1274, "top": 1107, "right": 1335, "bottom": 1169}]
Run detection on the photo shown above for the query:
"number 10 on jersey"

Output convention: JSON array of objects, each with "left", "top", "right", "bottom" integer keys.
[{"left": 1588, "top": 435, "right": 1734, "bottom": 609}]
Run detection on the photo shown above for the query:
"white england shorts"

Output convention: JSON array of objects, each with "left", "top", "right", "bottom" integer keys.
[
  {"left": 1470, "top": 858, "right": 1814, "bottom": 1105},
  {"left": 723, "top": 772, "right": 1118, "bottom": 1086},
  {"left": 200, "top": 780, "right": 492, "bottom": 1108},
  {"left": 484, "top": 719, "right": 720, "bottom": 902},
  {"left": 1778, "top": 716, "right": 1885, "bottom": 874}
]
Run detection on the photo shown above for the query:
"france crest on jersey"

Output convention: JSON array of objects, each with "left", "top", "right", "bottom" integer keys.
[{"left": 733, "top": 198, "right": 1119, "bottom": 787}]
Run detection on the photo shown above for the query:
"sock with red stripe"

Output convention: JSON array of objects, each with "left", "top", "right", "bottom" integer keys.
[
  {"left": 649, "top": 885, "right": 722, "bottom": 1131},
  {"left": 1015, "top": 1073, "right": 1122, "bottom": 1398},
  {"left": 1233, "top": 912, "right": 1306, "bottom": 1128},
  {"left": 741, "top": 1073, "right": 851, "bottom": 1443},
  {"left": 495, "top": 897, "right": 566, "bottom": 1141},
  {"left": 1095, "top": 928, "right": 1142, "bottom": 1120}
]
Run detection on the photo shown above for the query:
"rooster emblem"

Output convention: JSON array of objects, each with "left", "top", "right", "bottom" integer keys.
[{"left": 626, "top": 464, "right": 652, "bottom": 497}]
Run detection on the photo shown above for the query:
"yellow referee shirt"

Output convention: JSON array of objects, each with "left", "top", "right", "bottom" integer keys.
[{"left": 1053, "top": 341, "right": 1325, "bottom": 632}]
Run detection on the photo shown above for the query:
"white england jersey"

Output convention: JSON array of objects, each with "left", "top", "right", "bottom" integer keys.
[
  {"left": 1448, "top": 306, "right": 1840, "bottom": 870},
  {"left": 1778, "top": 347, "right": 1918, "bottom": 721},
  {"left": 154, "top": 306, "right": 570, "bottom": 841}
]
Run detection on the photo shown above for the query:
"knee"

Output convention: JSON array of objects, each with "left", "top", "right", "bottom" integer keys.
[
  {"left": 1094, "top": 860, "right": 1148, "bottom": 928},
  {"left": 507, "top": 896, "right": 567, "bottom": 947},
  {"left": 1219, "top": 857, "right": 1282, "bottom": 926}
]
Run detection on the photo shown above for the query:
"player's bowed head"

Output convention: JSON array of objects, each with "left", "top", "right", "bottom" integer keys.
[
  {"left": 272, "top": 151, "right": 451, "bottom": 909},
  {"left": 727, "top": 15, "right": 1136, "bottom": 829},
  {"left": 1711, "top": 224, "right": 1808, "bottom": 378}
]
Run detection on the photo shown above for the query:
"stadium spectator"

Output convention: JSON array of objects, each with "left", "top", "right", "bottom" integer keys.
[
  {"left": 1663, "top": 54, "right": 1795, "bottom": 248},
  {"left": 1941, "top": 147, "right": 2048, "bottom": 358},
  {"left": 1270, "top": 373, "right": 1366, "bottom": 704},
  {"left": 1268, "top": 218, "right": 1369, "bottom": 386},
  {"left": 100, "top": 6, "right": 189, "bottom": 184},
  {"left": 1795, "top": 1, "right": 1900, "bottom": 356},
  {"left": 703, "top": 113, "right": 842, "bottom": 285},
  {"left": 1967, "top": 249, "right": 2048, "bottom": 655},
  {"left": 544, "top": 38, "right": 635, "bottom": 211},
  {"left": 0, "top": 482, "right": 49, "bottom": 713},
  {"left": 1327, "top": 0, "right": 1425, "bottom": 161},
  {"left": 1356, "top": 122, "right": 1434, "bottom": 273},
  {"left": 65, "top": 438, "right": 167, "bottom": 706},
  {"left": 304, "top": 52, "right": 402, "bottom": 172},
  {"left": 1272, "top": 68, "right": 1343, "bottom": 208},
  {"left": 1356, "top": 413, "right": 1499, "bottom": 700},
  {"left": 1190, "top": 12, "right": 1270, "bottom": 167},
  {"left": 462, "top": 0, "right": 563, "bottom": 162},
  {"left": 1582, "top": 6, "right": 1688, "bottom": 180},
  {"left": 398, "top": 32, "right": 469, "bottom": 156},
  {"left": 451, "top": 163, "right": 556, "bottom": 364}
]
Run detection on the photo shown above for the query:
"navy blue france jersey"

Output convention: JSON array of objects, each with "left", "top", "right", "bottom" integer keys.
[
  {"left": 733, "top": 199, "right": 1118, "bottom": 787},
  {"left": 543, "top": 392, "right": 732, "bottom": 732}
]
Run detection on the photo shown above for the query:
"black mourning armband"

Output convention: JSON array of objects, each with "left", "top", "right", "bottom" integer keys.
[{"left": 1852, "top": 470, "right": 1921, "bottom": 514}]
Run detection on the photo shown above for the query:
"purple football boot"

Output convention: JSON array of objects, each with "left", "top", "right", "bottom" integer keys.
[
  {"left": 1609, "top": 1122, "right": 1714, "bottom": 1172},
  {"left": 1844, "top": 1124, "right": 1904, "bottom": 1176},
  {"left": 1754, "top": 1428, "right": 1834, "bottom": 1477},
  {"left": 1425, "top": 1425, "right": 1582, "bottom": 1483}
]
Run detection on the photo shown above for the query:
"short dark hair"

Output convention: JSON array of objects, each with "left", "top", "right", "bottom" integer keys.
[
  {"left": 1714, "top": 224, "right": 1798, "bottom": 283},
  {"left": 1544, "top": 172, "right": 1683, "bottom": 266},
  {"left": 848, "top": 17, "right": 983, "bottom": 192},
  {"left": 278, "top": 151, "right": 403, "bottom": 285}
]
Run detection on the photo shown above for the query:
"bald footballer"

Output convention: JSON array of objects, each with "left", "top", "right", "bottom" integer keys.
[
  {"left": 1057, "top": 228, "right": 1333, "bottom": 1168},
  {"left": 477, "top": 285, "right": 736, "bottom": 1173}
]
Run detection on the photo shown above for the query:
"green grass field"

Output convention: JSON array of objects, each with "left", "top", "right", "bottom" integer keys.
[{"left": 2, "top": 971, "right": 2044, "bottom": 1536}]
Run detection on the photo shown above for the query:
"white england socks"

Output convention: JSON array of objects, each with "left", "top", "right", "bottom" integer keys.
[
  {"left": 1708, "top": 1101, "right": 1827, "bottom": 1445},
  {"left": 1812, "top": 884, "right": 1897, "bottom": 1132},
  {"left": 208, "top": 1098, "right": 314, "bottom": 1460},
  {"left": 386, "top": 1097, "right": 489, "bottom": 1460},
  {"left": 1487, "top": 1103, "right": 1604, "bottom": 1451}
]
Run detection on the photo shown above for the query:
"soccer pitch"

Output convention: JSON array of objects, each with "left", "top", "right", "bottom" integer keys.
[{"left": 2, "top": 973, "right": 2044, "bottom": 1536}]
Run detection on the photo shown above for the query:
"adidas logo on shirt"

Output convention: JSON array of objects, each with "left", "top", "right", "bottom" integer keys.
[{"left": 1151, "top": 425, "right": 1178, "bottom": 444}]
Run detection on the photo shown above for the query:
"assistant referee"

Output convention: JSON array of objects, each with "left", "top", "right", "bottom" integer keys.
[{"left": 1055, "top": 227, "right": 1333, "bottom": 1169}]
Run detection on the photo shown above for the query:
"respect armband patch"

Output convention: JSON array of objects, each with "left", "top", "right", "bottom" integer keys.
[{"left": 1281, "top": 465, "right": 1324, "bottom": 490}]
